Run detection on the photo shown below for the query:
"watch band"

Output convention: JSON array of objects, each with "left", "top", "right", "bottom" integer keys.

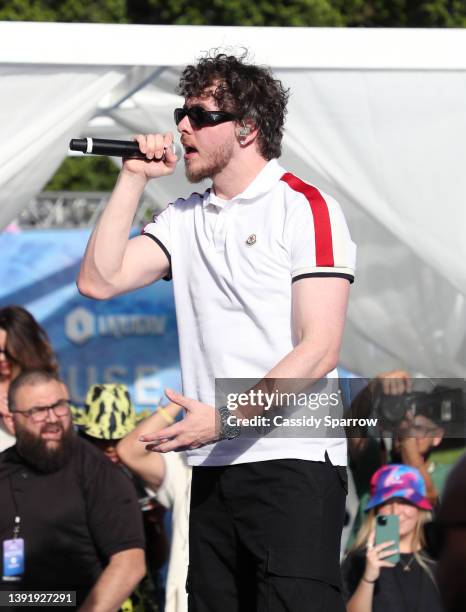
[{"left": 218, "top": 405, "right": 241, "bottom": 440}]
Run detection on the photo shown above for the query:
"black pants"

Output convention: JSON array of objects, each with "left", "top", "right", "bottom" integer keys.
[{"left": 187, "top": 455, "right": 347, "bottom": 612}]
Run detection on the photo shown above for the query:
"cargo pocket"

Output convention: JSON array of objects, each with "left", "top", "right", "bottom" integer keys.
[{"left": 265, "top": 546, "right": 342, "bottom": 611}]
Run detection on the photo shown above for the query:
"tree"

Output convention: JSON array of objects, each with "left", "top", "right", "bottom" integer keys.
[
  {"left": 127, "top": 0, "right": 345, "bottom": 26},
  {"left": 338, "top": 0, "right": 466, "bottom": 27},
  {"left": 44, "top": 157, "right": 119, "bottom": 192},
  {"left": 0, "top": 0, "right": 127, "bottom": 23},
  {"left": 126, "top": 0, "right": 466, "bottom": 28}
]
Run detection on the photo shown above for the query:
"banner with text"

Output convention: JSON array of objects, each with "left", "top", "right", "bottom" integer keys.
[{"left": 0, "top": 228, "right": 181, "bottom": 413}]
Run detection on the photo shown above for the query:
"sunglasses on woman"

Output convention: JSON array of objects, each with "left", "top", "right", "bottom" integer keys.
[
  {"left": 0, "top": 347, "right": 15, "bottom": 362},
  {"left": 174, "top": 105, "right": 239, "bottom": 128}
]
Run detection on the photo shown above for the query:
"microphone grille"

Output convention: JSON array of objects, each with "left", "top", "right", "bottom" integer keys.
[{"left": 171, "top": 141, "right": 183, "bottom": 159}]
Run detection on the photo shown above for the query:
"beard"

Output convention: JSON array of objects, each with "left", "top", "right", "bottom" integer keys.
[
  {"left": 185, "top": 138, "right": 235, "bottom": 183},
  {"left": 16, "top": 422, "right": 75, "bottom": 473}
]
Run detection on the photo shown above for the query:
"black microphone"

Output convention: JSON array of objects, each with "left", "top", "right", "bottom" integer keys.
[{"left": 69, "top": 137, "right": 182, "bottom": 159}]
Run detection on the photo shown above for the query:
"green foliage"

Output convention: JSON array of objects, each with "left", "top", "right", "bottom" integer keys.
[
  {"left": 2, "top": 0, "right": 465, "bottom": 32},
  {"left": 45, "top": 157, "right": 119, "bottom": 192},
  {"left": 337, "top": 0, "right": 466, "bottom": 27},
  {"left": 127, "top": 0, "right": 344, "bottom": 26},
  {"left": 127, "top": 0, "right": 466, "bottom": 27},
  {"left": 0, "top": 0, "right": 127, "bottom": 23}
]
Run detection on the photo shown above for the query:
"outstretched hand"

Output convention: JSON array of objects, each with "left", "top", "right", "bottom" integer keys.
[{"left": 139, "top": 388, "right": 220, "bottom": 453}]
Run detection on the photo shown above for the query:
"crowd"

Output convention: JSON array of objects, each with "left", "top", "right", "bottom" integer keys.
[
  {"left": 0, "top": 306, "right": 190, "bottom": 612},
  {"left": 1, "top": 47, "right": 465, "bottom": 612},
  {"left": 1, "top": 304, "right": 465, "bottom": 612}
]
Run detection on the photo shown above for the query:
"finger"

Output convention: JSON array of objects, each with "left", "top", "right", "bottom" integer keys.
[
  {"left": 135, "top": 134, "right": 147, "bottom": 154},
  {"left": 145, "top": 440, "right": 169, "bottom": 451},
  {"left": 374, "top": 540, "right": 396, "bottom": 552},
  {"left": 367, "top": 530, "right": 375, "bottom": 549},
  {"left": 149, "top": 437, "right": 188, "bottom": 453},
  {"left": 164, "top": 387, "right": 198, "bottom": 411},
  {"left": 165, "top": 388, "right": 204, "bottom": 412},
  {"left": 145, "top": 133, "right": 156, "bottom": 159},
  {"left": 379, "top": 561, "right": 396, "bottom": 568},
  {"left": 163, "top": 133, "right": 178, "bottom": 163},
  {"left": 138, "top": 421, "right": 183, "bottom": 442},
  {"left": 378, "top": 548, "right": 399, "bottom": 559},
  {"left": 164, "top": 387, "right": 186, "bottom": 406},
  {"left": 153, "top": 133, "right": 165, "bottom": 160}
]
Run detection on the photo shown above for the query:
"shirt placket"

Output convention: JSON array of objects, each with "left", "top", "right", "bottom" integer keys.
[{"left": 212, "top": 206, "right": 230, "bottom": 252}]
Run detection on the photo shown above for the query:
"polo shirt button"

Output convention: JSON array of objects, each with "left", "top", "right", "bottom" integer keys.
[{"left": 21, "top": 472, "right": 28, "bottom": 479}]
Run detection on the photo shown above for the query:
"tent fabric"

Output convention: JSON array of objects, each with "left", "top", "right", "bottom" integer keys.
[
  {"left": 1, "top": 22, "right": 465, "bottom": 378},
  {"left": 0, "top": 66, "right": 129, "bottom": 228}
]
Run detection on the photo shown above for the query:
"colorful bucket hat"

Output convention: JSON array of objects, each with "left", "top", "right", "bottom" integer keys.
[
  {"left": 365, "top": 464, "right": 433, "bottom": 511},
  {"left": 81, "top": 384, "right": 137, "bottom": 440}
]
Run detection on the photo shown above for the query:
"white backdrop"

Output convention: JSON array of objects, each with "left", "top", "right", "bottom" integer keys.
[{"left": 1, "top": 22, "right": 465, "bottom": 377}]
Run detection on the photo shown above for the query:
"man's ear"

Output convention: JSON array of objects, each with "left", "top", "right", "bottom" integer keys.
[
  {"left": 236, "top": 120, "right": 257, "bottom": 146},
  {"left": 2, "top": 412, "right": 16, "bottom": 436}
]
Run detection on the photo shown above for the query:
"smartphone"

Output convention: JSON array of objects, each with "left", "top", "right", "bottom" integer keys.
[{"left": 375, "top": 514, "right": 400, "bottom": 564}]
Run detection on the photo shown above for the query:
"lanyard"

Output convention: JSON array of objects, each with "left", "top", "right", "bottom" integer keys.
[{"left": 8, "top": 475, "right": 21, "bottom": 540}]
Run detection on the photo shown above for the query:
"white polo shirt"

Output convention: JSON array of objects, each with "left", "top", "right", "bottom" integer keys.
[{"left": 143, "top": 159, "right": 356, "bottom": 467}]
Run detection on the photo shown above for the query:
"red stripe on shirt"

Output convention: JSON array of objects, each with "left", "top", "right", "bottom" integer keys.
[{"left": 281, "top": 172, "right": 334, "bottom": 267}]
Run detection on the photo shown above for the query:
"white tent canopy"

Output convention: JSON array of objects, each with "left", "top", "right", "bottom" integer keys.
[{"left": 1, "top": 22, "right": 465, "bottom": 378}]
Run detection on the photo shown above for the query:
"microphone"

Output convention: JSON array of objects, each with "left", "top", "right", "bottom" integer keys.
[{"left": 69, "top": 137, "right": 182, "bottom": 159}]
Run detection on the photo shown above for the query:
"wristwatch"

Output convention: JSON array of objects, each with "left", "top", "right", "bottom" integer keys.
[{"left": 218, "top": 405, "right": 241, "bottom": 440}]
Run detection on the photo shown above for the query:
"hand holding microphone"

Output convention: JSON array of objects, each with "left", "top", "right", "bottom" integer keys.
[{"left": 69, "top": 133, "right": 182, "bottom": 180}]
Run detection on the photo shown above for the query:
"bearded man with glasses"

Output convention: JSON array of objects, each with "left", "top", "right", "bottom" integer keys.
[
  {"left": 78, "top": 51, "right": 356, "bottom": 611},
  {"left": 0, "top": 370, "right": 146, "bottom": 610}
]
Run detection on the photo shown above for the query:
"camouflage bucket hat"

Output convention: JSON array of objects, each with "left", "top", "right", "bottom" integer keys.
[{"left": 82, "top": 384, "right": 137, "bottom": 440}]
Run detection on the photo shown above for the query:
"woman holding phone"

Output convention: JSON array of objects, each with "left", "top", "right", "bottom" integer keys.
[{"left": 342, "top": 464, "right": 444, "bottom": 611}]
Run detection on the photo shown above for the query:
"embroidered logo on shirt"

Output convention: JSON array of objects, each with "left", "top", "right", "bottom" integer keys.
[{"left": 246, "top": 234, "right": 257, "bottom": 246}]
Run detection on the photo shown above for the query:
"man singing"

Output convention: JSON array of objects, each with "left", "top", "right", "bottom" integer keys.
[{"left": 78, "top": 51, "right": 356, "bottom": 612}]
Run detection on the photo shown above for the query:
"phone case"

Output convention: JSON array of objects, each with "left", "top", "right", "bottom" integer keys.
[{"left": 375, "top": 514, "right": 400, "bottom": 564}]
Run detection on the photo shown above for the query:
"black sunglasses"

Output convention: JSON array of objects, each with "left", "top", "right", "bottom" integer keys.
[
  {"left": 0, "top": 347, "right": 15, "bottom": 362},
  {"left": 174, "top": 105, "right": 238, "bottom": 128}
]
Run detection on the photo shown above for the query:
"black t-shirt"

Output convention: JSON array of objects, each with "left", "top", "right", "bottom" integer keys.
[
  {"left": 0, "top": 437, "right": 145, "bottom": 606},
  {"left": 341, "top": 549, "right": 444, "bottom": 612}
]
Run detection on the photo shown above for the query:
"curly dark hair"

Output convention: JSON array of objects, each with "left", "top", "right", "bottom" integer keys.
[
  {"left": 0, "top": 305, "right": 58, "bottom": 376},
  {"left": 178, "top": 51, "right": 289, "bottom": 160}
]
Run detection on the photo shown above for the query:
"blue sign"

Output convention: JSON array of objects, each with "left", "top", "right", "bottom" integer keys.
[{"left": 0, "top": 228, "right": 181, "bottom": 412}]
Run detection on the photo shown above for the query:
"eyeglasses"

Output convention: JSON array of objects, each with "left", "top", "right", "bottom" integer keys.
[
  {"left": 0, "top": 347, "right": 15, "bottom": 361},
  {"left": 13, "top": 399, "right": 71, "bottom": 423},
  {"left": 174, "top": 105, "right": 238, "bottom": 128}
]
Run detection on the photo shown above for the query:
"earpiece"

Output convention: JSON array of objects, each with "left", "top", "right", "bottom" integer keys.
[{"left": 238, "top": 126, "right": 251, "bottom": 137}]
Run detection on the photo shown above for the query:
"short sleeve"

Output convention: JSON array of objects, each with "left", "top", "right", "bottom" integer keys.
[
  {"left": 142, "top": 204, "right": 172, "bottom": 281},
  {"left": 282, "top": 173, "right": 356, "bottom": 284},
  {"left": 156, "top": 452, "right": 190, "bottom": 509},
  {"left": 82, "top": 448, "right": 145, "bottom": 559}
]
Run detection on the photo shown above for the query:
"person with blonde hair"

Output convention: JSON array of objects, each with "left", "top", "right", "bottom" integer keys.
[{"left": 342, "top": 464, "right": 444, "bottom": 611}]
